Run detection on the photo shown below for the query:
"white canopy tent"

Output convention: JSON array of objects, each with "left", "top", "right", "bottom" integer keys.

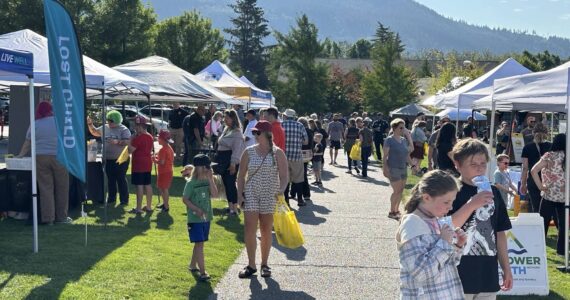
[
  {"left": 196, "top": 60, "right": 253, "bottom": 107},
  {"left": 422, "top": 58, "right": 531, "bottom": 109},
  {"left": 0, "top": 29, "right": 149, "bottom": 95},
  {"left": 113, "top": 56, "right": 244, "bottom": 104},
  {"left": 479, "top": 62, "right": 570, "bottom": 272},
  {"left": 389, "top": 103, "right": 433, "bottom": 117},
  {"left": 436, "top": 108, "right": 487, "bottom": 121}
]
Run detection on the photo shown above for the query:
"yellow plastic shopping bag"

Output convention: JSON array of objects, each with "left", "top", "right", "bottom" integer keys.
[
  {"left": 273, "top": 194, "right": 304, "bottom": 249},
  {"left": 349, "top": 140, "right": 361, "bottom": 161},
  {"left": 116, "top": 146, "right": 130, "bottom": 165}
]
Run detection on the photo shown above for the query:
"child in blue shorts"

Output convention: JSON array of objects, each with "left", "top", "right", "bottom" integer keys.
[{"left": 183, "top": 154, "right": 218, "bottom": 281}]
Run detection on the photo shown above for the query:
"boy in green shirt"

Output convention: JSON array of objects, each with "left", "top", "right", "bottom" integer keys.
[{"left": 183, "top": 154, "right": 218, "bottom": 281}]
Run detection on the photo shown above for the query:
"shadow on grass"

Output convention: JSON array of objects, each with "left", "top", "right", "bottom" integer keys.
[
  {"left": 153, "top": 210, "right": 174, "bottom": 230},
  {"left": 214, "top": 210, "right": 244, "bottom": 244},
  {"left": 188, "top": 277, "right": 213, "bottom": 300},
  {"left": 0, "top": 217, "right": 148, "bottom": 299}
]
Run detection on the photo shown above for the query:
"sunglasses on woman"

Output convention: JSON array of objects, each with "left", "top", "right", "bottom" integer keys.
[{"left": 253, "top": 131, "right": 262, "bottom": 136}]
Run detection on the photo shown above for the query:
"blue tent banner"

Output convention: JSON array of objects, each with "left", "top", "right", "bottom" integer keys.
[
  {"left": 0, "top": 48, "right": 33, "bottom": 77},
  {"left": 44, "top": 0, "right": 86, "bottom": 182}
]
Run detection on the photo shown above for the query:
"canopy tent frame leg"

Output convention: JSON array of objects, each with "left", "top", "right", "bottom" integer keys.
[
  {"left": 29, "top": 77, "right": 38, "bottom": 253},
  {"left": 557, "top": 89, "right": 570, "bottom": 273},
  {"left": 102, "top": 90, "right": 108, "bottom": 229}
]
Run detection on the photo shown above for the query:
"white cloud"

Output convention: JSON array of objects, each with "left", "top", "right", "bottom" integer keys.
[
  {"left": 560, "top": 13, "right": 570, "bottom": 19},
  {"left": 550, "top": 0, "right": 560, "bottom": 2},
  {"left": 500, "top": 0, "right": 508, "bottom": 3},
  {"left": 513, "top": 8, "right": 523, "bottom": 12}
]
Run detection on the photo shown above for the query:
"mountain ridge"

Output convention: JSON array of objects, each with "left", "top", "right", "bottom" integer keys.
[{"left": 146, "top": 0, "right": 570, "bottom": 57}]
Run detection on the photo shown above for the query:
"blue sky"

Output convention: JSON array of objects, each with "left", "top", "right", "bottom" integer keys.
[{"left": 415, "top": 0, "right": 570, "bottom": 38}]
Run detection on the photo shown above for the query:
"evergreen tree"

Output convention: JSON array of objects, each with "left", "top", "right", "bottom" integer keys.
[
  {"left": 362, "top": 23, "right": 417, "bottom": 114},
  {"left": 419, "top": 59, "right": 432, "bottom": 77},
  {"left": 224, "top": 0, "right": 270, "bottom": 88},
  {"left": 274, "top": 14, "right": 329, "bottom": 114},
  {"left": 348, "top": 39, "right": 372, "bottom": 59},
  {"left": 156, "top": 11, "right": 227, "bottom": 73}
]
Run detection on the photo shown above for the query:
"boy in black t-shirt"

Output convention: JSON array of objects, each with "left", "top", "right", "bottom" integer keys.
[{"left": 449, "top": 139, "right": 513, "bottom": 298}]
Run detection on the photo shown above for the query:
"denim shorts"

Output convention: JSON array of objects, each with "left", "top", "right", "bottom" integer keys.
[{"left": 188, "top": 222, "right": 210, "bottom": 243}]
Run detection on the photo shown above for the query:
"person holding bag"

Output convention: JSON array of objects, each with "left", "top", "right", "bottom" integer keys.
[
  {"left": 216, "top": 109, "right": 245, "bottom": 215},
  {"left": 237, "top": 121, "right": 289, "bottom": 278},
  {"left": 344, "top": 118, "right": 360, "bottom": 174}
]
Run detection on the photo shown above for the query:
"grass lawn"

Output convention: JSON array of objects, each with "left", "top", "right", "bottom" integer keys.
[
  {"left": 0, "top": 165, "right": 244, "bottom": 300},
  {"left": 401, "top": 160, "right": 570, "bottom": 299}
]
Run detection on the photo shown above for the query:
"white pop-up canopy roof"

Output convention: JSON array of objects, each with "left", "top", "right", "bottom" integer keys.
[
  {"left": 196, "top": 60, "right": 252, "bottom": 98},
  {"left": 422, "top": 58, "right": 531, "bottom": 109},
  {"left": 473, "top": 61, "right": 570, "bottom": 112},
  {"left": 0, "top": 29, "right": 149, "bottom": 95},
  {"left": 389, "top": 103, "right": 433, "bottom": 117},
  {"left": 436, "top": 108, "right": 487, "bottom": 121},
  {"left": 113, "top": 56, "right": 245, "bottom": 104}
]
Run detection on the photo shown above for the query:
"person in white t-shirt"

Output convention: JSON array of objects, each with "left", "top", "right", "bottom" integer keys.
[{"left": 244, "top": 109, "right": 258, "bottom": 148}]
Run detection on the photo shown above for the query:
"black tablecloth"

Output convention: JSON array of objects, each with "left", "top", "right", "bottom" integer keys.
[{"left": 87, "top": 162, "right": 104, "bottom": 203}]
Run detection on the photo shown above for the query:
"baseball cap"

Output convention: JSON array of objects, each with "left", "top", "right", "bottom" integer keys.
[
  {"left": 193, "top": 154, "right": 212, "bottom": 168},
  {"left": 252, "top": 120, "right": 273, "bottom": 133}
]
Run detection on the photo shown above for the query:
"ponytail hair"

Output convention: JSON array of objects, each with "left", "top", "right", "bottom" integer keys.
[
  {"left": 264, "top": 131, "right": 276, "bottom": 166},
  {"left": 404, "top": 170, "right": 460, "bottom": 214}
]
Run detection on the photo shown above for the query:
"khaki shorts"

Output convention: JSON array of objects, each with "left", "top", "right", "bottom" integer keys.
[{"left": 288, "top": 160, "right": 304, "bottom": 183}]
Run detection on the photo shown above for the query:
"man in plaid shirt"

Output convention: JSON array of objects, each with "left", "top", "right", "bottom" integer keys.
[{"left": 282, "top": 109, "right": 308, "bottom": 206}]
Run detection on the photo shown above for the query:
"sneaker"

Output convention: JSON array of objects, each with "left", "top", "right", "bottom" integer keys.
[
  {"left": 55, "top": 217, "right": 73, "bottom": 224},
  {"left": 311, "top": 181, "right": 320, "bottom": 185},
  {"left": 304, "top": 198, "right": 311, "bottom": 202},
  {"left": 355, "top": 167, "right": 360, "bottom": 174},
  {"left": 345, "top": 170, "right": 352, "bottom": 174},
  {"left": 161, "top": 206, "right": 169, "bottom": 213},
  {"left": 298, "top": 199, "right": 307, "bottom": 207},
  {"left": 157, "top": 203, "right": 165, "bottom": 209},
  {"left": 317, "top": 181, "right": 323, "bottom": 186}
]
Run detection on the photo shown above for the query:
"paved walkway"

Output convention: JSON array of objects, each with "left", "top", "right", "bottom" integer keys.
[{"left": 209, "top": 155, "right": 400, "bottom": 300}]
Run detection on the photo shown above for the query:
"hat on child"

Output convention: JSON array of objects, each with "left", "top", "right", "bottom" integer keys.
[
  {"left": 158, "top": 129, "right": 174, "bottom": 143},
  {"left": 193, "top": 154, "right": 212, "bottom": 169}
]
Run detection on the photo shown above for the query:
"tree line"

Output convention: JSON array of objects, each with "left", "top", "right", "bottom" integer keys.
[{"left": 0, "top": 0, "right": 564, "bottom": 115}]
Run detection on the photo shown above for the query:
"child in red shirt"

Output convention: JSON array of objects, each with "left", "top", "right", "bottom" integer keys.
[
  {"left": 154, "top": 130, "right": 174, "bottom": 212},
  {"left": 129, "top": 116, "right": 154, "bottom": 214}
]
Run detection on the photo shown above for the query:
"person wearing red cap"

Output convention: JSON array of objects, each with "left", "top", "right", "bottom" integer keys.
[
  {"left": 128, "top": 115, "right": 154, "bottom": 214},
  {"left": 237, "top": 120, "right": 289, "bottom": 278},
  {"left": 154, "top": 129, "right": 174, "bottom": 212}
]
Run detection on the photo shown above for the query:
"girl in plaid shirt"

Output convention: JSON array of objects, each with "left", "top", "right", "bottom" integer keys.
[{"left": 396, "top": 170, "right": 468, "bottom": 299}]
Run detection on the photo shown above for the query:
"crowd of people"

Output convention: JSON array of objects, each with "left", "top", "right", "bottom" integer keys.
[{"left": 17, "top": 101, "right": 566, "bottom": 294}]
